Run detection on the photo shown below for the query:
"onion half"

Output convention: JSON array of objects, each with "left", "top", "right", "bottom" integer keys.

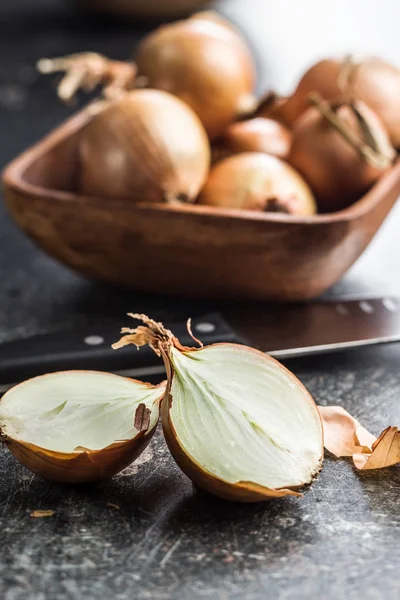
[
  {"left": 0, "top": 371, "right": 165, "bottom": 482},
  {"left": 113, "top": 315, "right": 324, "bottom": 502}
]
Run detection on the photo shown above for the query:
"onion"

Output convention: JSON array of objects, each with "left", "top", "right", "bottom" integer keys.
[
  {"left": 79, "top": 89, "right": 210, "bottom": 202},
  {"left": 198, "top": 152, "right": 317, "bottom": 215},
  {"left": 134, "top": 15, "right": 256, "bottom": 138},
  {"left": 262, "top": 56, "right": 400, "bottom": 147},
  {"left": 0, "top": 371, "right": 165, "bottom": 483},
  {"left": 113, "top": 315, "right": 324, "bottom": 502},
  {"left": 345, "top": 57, "right": 400, "bottom": 148},
  {"left": 37, "top": 12, "right": 256, "bottom": 135},
  {"left": 216, "top": 117, "right": 292, "bottom": 159},
  {"left": 257, "top": 60, "right": 342, "bottom": 127},
  {"left": 288, "top": 95, "right": 395, "bottom": 213}
]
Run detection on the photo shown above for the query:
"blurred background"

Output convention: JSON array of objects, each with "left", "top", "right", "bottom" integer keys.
[{"left": 1, "top": 0, "right": 400, "bottom": 342}]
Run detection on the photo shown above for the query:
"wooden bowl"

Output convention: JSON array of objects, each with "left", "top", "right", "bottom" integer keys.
[{"left": 3, "top": 107, "right": 400, "bottom": 301}]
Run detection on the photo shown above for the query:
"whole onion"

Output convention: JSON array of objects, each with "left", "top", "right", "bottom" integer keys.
[
  {"left": 288, "top": 96, "right": 395, "bottom": 213},
  {"left": 79, "top": 89, "right": 210, "bottom": 203},
  {"left": 198, "top": 152, "right": 317, "bottom": 215},
  {"left": 346, "top": 57, "right": 400, "bottom": 147},
  {"left": 266, "top": 56, "right": 400, "bottom": 146},
  {"left": 258, "top": 60, "right": 342, "bottom": 127},
  {"left": 218, "top": 117, "right": 292, "bottom": 159},
  {"left": 134, "top": 15, "right": 256, "bottom": 138}
]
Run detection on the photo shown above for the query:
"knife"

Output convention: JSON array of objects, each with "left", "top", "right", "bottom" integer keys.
[{"left": 1, "top": 296, "right": 400, "bottom": 393}]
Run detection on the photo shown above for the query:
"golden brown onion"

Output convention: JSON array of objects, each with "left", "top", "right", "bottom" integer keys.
[
  {"left": 134, "top": 16, "right": 256, "bottom": 138},
  {"left": 219, "top": 117, "right": 292, "bottom": 159},
  {"left": 288, "top": 97, "right": 395, "bottom": 213},
  {"left": 261, "top": 56, "right": 400, "bottom": 146},
  {"left": 258, "top": 60, "right": 342, "bottom": 127},
  {"left": 79, "top": 89, "right": 210, "bottom": 202},
  {"left": 198, "top": 152, "right": 316, "bottom": 215},
  {"left": 346, "top": 57, "right": 400, "bottom": 147}
]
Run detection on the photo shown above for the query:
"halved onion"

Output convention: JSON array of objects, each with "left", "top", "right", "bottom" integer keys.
[
  {"left": 0, "top": 371, "right": 165, "bottom": 483},
  {"left": 114, "top": 315, "right": 324, "bottom": 502}
]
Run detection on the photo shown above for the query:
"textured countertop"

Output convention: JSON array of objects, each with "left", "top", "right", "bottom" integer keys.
[{"left": 0, "top": 1, "right": 399, "bottom": 599}]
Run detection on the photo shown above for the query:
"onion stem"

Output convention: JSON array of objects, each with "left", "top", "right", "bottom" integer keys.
[
  {"left": 337, "top": 54, "right": 358, "bottom": 100},
  {"left": 308, "top": 92, "right": 393, "bottom": 170},
  {"left": 37, "top": 53, "right": 137, "bottom": 102}
]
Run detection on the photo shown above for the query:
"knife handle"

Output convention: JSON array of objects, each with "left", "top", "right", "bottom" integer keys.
[{"left": 0, "top": 312, "right": 237, "bottom": 385}]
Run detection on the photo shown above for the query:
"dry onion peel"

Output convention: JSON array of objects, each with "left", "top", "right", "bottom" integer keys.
[
  {"left": 37, "top": 53, "right": 137, "bottom": 103},
  {"left": 0, "top": 371, "right": 166, "bottom": 483},
  {"left": 113, "top": 314, "right": 324, "bottom": 502},
  {"left": 318, "top": 405, "right": 400, "bottom": 470}
]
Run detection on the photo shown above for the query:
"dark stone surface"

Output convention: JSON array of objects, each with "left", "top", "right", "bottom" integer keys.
[{"left": 0, "top": 2, "right": 399, "bottom": 599}]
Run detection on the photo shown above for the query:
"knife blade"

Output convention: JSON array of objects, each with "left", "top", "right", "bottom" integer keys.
[{"left": 1, "top": 296, "right": 400, "bottom": 393}]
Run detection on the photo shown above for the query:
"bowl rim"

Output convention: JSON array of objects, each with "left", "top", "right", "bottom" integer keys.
[{"left": 3, "top": 103, "right": 400, "bottom": 226}]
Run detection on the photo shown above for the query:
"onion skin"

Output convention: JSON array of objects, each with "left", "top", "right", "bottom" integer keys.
[
  {"left": 288, "top": 101, "right": 394, "bottom": 213},
  {"left": 79, "top": 89, "right": 210, "bottom": 202},
  {"left": 0, "top": 372, "right": 165, "bottom": 483},
  {"left": 134, "top": 17, "right": 256, "bottom": 138},
  {"left": 218, "top": 118, "right": 292, "bottom": 159},
  {"left": 198, "top": 152, "right": 317, "bottom": 215},
  {"left": 3, "top": 430, "right": 156, "bottom": 484}
]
